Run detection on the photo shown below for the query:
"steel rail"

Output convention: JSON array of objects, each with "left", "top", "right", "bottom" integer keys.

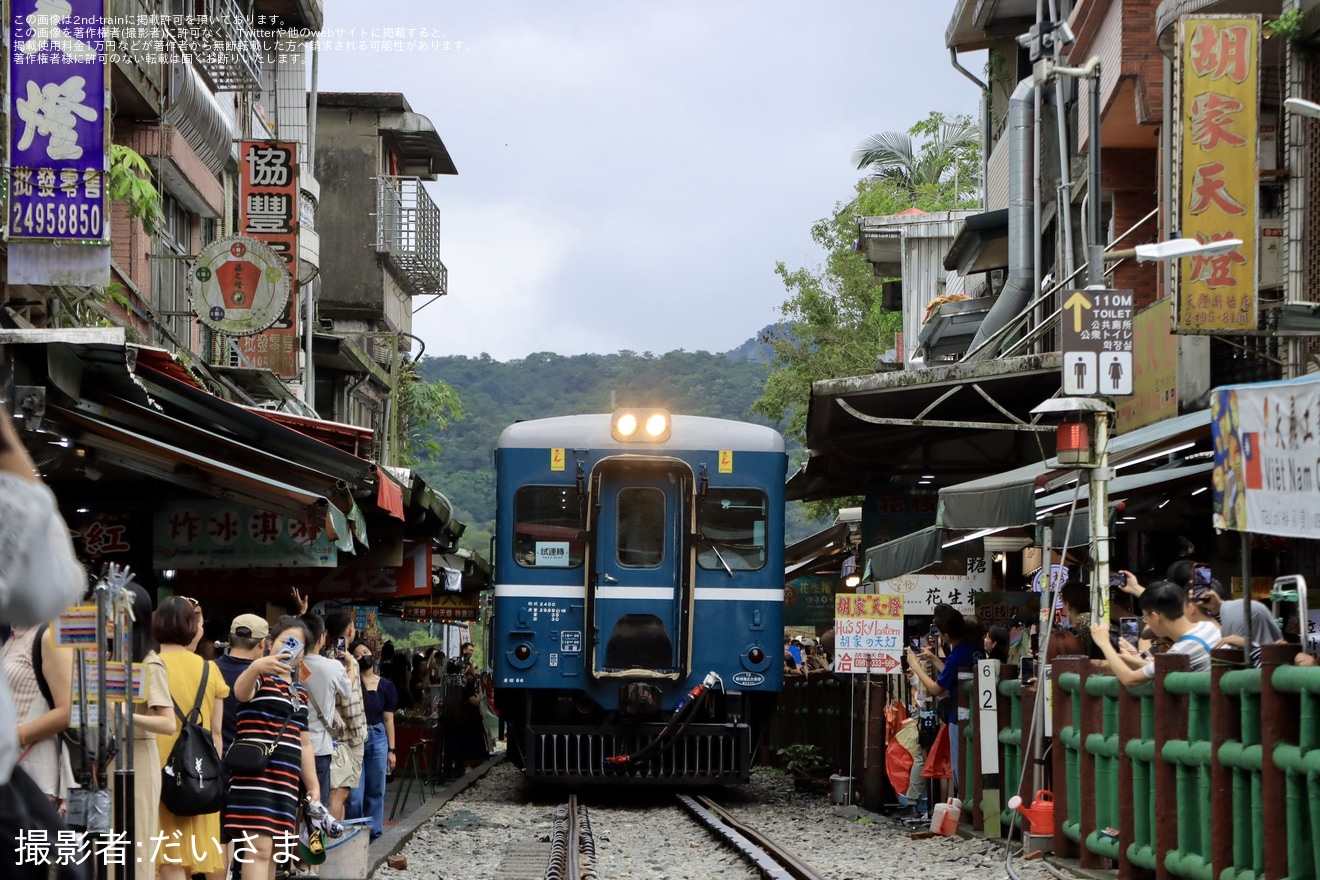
[
  {"left": 544, "top": 795, "right": 597, "bottom": 880},
  {"left": 678, "top": 794, "right": 828, "bottom": 880}
]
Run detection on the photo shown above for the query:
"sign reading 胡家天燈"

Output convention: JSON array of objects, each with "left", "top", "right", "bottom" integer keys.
[
  {"left": 191, "top": 236, "right": 291, "bottom": 337},
  {"left": 238, "top": 140, "right": 300, "bottom": 378},
  {"left": 1211, "top": 377, "right": 1320, "bottom": 538},
  {"left": 833, "top": 592, "right": 903, "bottom": 674},
  {"left": 7, "top": 0, "right": 109, "bottom": 243},
  {"left": 1176, "top": 16, "right": 1259, "bottom": 332}
]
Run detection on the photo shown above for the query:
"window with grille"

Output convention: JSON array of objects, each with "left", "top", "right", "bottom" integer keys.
[{"left": 152, "top": 192, "right": 195, "bottom": 352}]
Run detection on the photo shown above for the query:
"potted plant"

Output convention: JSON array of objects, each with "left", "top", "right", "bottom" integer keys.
[{"left": 776, "top": 744, "right": 830, "bottom": 791}]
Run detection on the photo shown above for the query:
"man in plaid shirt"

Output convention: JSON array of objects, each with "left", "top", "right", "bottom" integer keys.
[{"left": 325, "top": 610, "right": 369, "bottom": 820}]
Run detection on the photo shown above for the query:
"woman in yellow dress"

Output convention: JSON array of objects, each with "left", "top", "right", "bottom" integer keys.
[{"left": 154, "top": 596, "right": 229, "bottom": 880}]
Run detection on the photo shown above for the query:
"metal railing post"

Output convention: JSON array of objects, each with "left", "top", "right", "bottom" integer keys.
[
  {"left": 1053, "top": 657, "right": 1084, "bottom": 859},
  {"left": 1260, "top": 643, "right": 1295, "bottom": 880},
  {"left": 1153, "top": 652, "right": 1190, "bottom": 880},
  {"left": 1209, "top": 646, "right": 1239, "bottom": 880}
]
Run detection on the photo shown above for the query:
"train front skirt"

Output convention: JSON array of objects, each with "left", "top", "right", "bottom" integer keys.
[{"left": 523, "top": 721, "right": 752, "bottom": 785}]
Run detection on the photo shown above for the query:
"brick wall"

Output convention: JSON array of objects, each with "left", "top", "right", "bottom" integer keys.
[{"left": 1104, "top": 147, "right": 1161, "bottom": 308}]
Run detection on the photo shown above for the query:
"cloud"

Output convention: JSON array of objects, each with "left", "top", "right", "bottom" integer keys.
[{"left": 319, "top": 2, "right": 981, "bottom": 359}]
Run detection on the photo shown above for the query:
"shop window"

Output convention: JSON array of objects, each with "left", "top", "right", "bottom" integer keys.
[{"left": 152, "top": 192, "right": 194, "bottom": 352}]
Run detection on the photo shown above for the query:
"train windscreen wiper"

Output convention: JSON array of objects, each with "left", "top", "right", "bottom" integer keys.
[{"left": 699, "top": 532, "right": 734, "bottom": 578}]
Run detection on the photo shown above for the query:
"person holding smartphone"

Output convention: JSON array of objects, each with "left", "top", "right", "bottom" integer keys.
[
  {"left": 224, "top": 617, "right": 320, "bottom": 880},
  {"left": 903, "top": 604, "right": 976, "bottom": 796}
]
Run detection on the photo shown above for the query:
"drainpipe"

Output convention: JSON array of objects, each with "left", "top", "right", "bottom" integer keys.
[
  {"left": 968, "top": 78, "right": 1036, "bottom": 352},
  {"left": 949, "top": 48, "right": 990, "bottom": 208},
  {"left": 1049, "top": 0, "right": 1076, "bottom": 281},
  {"left": 303, "top": 39, "right": 319, "bottom": 410}
]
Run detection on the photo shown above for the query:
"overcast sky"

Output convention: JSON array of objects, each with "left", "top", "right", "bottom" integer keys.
[{"left": 316, "top": 3, "right": 981, "bottom": 362}]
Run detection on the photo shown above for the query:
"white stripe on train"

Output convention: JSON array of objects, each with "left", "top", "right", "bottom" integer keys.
[{"left": 492, "top": 584, "right": 784, "bottom": 601}]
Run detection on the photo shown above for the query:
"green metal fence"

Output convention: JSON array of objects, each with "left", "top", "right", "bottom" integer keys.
[{"left": 985, "top": 645, "right": 1320, "bottom": 880}]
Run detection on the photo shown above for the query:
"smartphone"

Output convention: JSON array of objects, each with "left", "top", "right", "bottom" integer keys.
[
  {"left": 1272, "top": 575, "right": 1310, "bottom": 645},
  {"left": 336, "top": 637, "right": 346, "bottom": 654},
  {"left": 910, "top": 638, "right": 923, "bottom": 651},
  {"left": 1120, "top": 618, "right": 1139, "bottom": 646},
  {"left": 279, "top": 635, "right": 304, "bottom": 667},
  {"left": 1194, "top": 565, "right": 1212, "bottom": 587},
  {"left": 1110, "top": 572, "right": 1128, "bottom": 588}
]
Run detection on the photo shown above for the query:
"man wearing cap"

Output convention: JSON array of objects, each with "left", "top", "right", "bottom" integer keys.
[{"left": 215, "top": 613, "right": 270, "bottom": 755}]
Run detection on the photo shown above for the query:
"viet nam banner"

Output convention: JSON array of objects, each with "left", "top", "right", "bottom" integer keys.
[
  {"left": 1212, "top": 376, "right": 1320, "bottom": 537},
  {"left": 1176, "top": 16, "right": 1259, "bottom": 332},
  {"left": 833, "top": 593, "right": 904, "bottom": 674}
]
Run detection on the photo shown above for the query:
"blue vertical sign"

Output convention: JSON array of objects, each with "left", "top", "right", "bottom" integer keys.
[{"left": 8, "top": 0, "right": 108, "bottom": 242}]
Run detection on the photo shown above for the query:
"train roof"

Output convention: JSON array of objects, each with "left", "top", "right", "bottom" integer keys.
[{"left": 497, "top": 414, "right": 785, "bottom": 453}]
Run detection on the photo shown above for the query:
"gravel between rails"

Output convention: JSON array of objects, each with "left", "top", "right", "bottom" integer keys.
[{"left": 373, "top": 761, "right": 1076, "bottom": 880}]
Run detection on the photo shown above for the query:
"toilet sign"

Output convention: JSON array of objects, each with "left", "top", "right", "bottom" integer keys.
[{"left": 1061, "top": 288, "right": 1134, "bottom": 397}]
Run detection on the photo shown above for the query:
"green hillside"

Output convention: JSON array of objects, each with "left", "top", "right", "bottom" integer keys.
[{"left": 411, "top": 334, "right": 821, "bottom": 553}]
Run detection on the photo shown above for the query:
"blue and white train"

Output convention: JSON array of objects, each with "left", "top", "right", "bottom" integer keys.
[{"left": 491, "top": 409, "right": 787, "bottom": 785}]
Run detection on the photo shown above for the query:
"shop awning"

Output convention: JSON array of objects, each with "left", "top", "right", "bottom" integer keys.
[
  {"left": 788, "top": 353, "right": 1063, "bottom": 502},
  {"left": 865, "top": 411, "right": 1215, "bottom": 581},
  {"left": 50, "top": 403, "right": 334, "bottom": 525},
  {"left": 864, "top": 525, "right": 943, "bottom": 582},
  {"left": 937, "top": 408, "right": 1212, "bottom": 531},
  {"left": 1036, "top": 462, "right": 1215, "bottom": 547}
]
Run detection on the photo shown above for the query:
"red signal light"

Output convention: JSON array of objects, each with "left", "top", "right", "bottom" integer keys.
[{"left": 1056, "top": 421, "right": 1092, "bottom": 466}]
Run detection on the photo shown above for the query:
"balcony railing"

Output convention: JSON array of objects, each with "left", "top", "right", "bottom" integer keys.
[
  {"left": 376, "top": 176, "right": 448, "bottom": 298},
  {"left": 169, "top": 0, "right": 262, "bottom": 92}
]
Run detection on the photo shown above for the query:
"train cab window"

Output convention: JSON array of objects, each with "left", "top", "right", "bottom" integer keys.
[
  {"left": 616, "top": 487, "right": 666, "bottom": 568},
  {"left": 697, "top": 488, "right": 768, "bottom": 572},
  {"left": 513, "top": 486, "right": 585, "bottom": 568}
]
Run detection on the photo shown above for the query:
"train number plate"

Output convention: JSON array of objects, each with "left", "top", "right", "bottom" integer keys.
[{"left": 560, "top": 631, "right": 582, "bottom": 653}]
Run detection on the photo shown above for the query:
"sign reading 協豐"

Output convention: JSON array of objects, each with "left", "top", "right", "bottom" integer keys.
[
  {"left": 7, "top": 0, "right": 109, "bottom": 243},
  {"left": 1212, "top": 377, "right": 1320, "bottom": 538},
  {"left": 237, "top": 140, "right": 301, "bottom": 377},
  {"left": 1175, "top": 16, "right": 1259, "bottom": 332},
  {"left": 833, "top": 592, "right": 904, "bottom": 674}
]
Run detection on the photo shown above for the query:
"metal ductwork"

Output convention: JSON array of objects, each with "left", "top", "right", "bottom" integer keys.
[
  {"left": 163, "top": 60, "right": 236, "bottom": 176},
  {"left": 968, "top": 77, "right": 1035, "bottom": 353}
]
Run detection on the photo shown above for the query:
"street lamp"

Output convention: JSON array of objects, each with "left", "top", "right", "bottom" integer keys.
[
  {"left": 1108, "top": 237, "right": 1244, "bottom": 263},
  {"left": 1284, "top": 97, "right": 1320, "bottom": 119}
]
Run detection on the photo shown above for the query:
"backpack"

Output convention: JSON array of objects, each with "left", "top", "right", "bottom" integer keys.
[
  {"left": 161, "top": 661, "right": 224, "bottom": 817},
  {"left": 31, "top": 623, "right": 93, "bottom": 785}
]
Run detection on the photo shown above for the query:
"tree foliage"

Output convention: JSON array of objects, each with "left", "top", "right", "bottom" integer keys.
[
  {"left": 853, "top": 111, "right": 980, "bottom": 209},
  {"left": 754, "top": 112, "right": 981, "bottom": 516},
  {"left": 395, "top": 360, "right": 464, "bottom": 467},
  {"left": 410, "top": 343, "right": 830, "bottom": 550}
]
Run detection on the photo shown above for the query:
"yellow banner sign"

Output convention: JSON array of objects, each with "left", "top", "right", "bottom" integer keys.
[
  {"left": 1177, "top": 16, "right": 1259, "bottom": 332},
  {"left": 1116, "top": 298, "right": 1177, "bottom": 433}
]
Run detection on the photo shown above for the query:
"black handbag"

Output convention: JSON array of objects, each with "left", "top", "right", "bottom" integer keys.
[{"left": 224, "top": 680, "right": 296, "bottom": 775}]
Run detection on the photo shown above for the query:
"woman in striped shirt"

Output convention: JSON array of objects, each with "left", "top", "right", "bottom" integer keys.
[{"left": 223, "top": 616, "right": 320, "bottom": 880}]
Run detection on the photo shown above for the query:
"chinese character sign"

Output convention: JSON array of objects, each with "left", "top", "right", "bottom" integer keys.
[
  {"left": 153, "top": 499, "right": 337, "bottom": 569},
  {"left": 833, "top": 593, "right": 903, "bottom": 674},
  {"left": 238, "top": 140, "right": 300, "bottom": 377},
  {"left": 8, "top": 0, "right": 108, "bottom": 242},
  {"left": 1177, "top": 17, "right": 1259, "bottom": 331},
  {"left": 784, "top": 576, "right": 836, "bottom": 627},
  {"left": 870, "top": 562, "right": 988, "bottom": 617},
  {"left": 1211, "top": 376, "right": 1320, "bottom": 538}
]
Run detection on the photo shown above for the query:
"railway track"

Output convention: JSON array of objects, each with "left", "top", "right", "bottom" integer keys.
[
  {"left": 678, "top": 793, "right": 828, "bottom": 880},
  {"left": 542, "top": 794, "right": 598, "bottom": 880}
]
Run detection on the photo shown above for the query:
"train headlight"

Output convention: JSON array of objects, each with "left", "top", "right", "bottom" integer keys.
[
  {"left": 612, "top": 408, "right": 671, "bottom": 442},
  {"left": 748, "top": 647, "right": 765, "bottom": 664},
  {"left": 644, "top": 412, "right": 668, "bottom": 438},
  {"left": 514, "top": 644, "right": 532, "bottom": 661}
]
